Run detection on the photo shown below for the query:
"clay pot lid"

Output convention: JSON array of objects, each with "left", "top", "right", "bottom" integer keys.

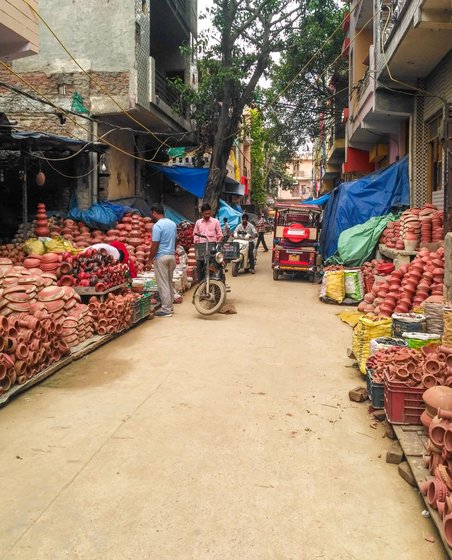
[
  {"left": 60, "top": 286, "right": 75, "bottom": 300},
  {"left": 43, "top": 299, "right": 65, "bottom": 313},
  {"left": 38, "top": 286, "right": 66, "bottom": 302},
  {"left": 423, "top": 386, "right": 452, "bottom": 411},
  {"left": 41, "top": 273, "right": 58, "bottom": 281},
  {"left": 7, "top": 302, "right": 30, "bottom": 312},
  {"left": 64, "top": 298, "right": 77, "bottom": 310},
  {"left": 41, "top": 252, "right": 60, "bottom": 263}
]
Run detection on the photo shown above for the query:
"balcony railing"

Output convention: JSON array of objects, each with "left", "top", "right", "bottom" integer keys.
[
  {"left": 380, "top": 0, "right": 409, "bottom": 45},
  {"left": 154, "top": 67, "right": 188, "bottom": 118}
]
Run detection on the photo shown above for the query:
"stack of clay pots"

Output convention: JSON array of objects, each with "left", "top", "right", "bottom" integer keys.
[
  {"left": 60, "top": 302, "right": 94, "bottom": 348},
  {"left": 187, "top": 247, "right": 197, "bottom": 280},
  {"left": 358, "top": 247, "right": 444, "bottom": 316},
  {"left": 379, "top": 204, "right": 444, "bottom": 250},
  {"left": 367, "top": 344, "right": 452, "bottom": 389},
  {"left": 400, "top": 210, "right": 420, "bottom": 251},
  {"left": 59, "top": 248, "right": 128, "bottom": 290},
  {"left": 88, "top": 291, "right": 135, "bottom": 335},
  {"left": 419, "top": 385, "right": 452, "bottom": 546},
  {"left": 34, "top": 203, "right": 50, "bottom": 238},
  {"left": 177, "top": 222, "right": 195, "bottom": 252},
  {"left": 24, "top": 252, "right": 61, "bottom": 274},
  {"left": 0, "top": 313, "right": 71, "bottom": 395}
]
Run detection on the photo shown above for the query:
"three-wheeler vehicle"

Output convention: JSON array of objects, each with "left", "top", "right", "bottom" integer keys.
[{"left": 271, "top": 203, "right": 322, "bottom": 281}]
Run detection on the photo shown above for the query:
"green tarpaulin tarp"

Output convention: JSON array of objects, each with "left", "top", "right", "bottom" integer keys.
[{"left": 326, "top": 212, "right": 400, "bottom": 266}]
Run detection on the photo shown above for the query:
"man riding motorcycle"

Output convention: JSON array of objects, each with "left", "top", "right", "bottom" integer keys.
[{"left": 234, "top": 213, "right": 257, "bottom": 273}]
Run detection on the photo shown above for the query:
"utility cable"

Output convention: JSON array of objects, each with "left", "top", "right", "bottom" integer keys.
[{"left": 0, "top": 59, "right": 170, "bottom": 163}]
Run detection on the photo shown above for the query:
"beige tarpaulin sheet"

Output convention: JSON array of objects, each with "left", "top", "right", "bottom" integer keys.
[{"left": 337, "top": 310, "right": 364, "bottom": 328}]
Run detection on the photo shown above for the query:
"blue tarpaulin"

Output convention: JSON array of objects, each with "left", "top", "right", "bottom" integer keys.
[
  {"left": 67, "top": 195, "right": 137, "bottom": 230},
  {"left": 151, "top": 164, "right": 208, "bottom": 197},
  {"left": 217, "top": 199, "right": 242, "bottom": 232},
  {"left": 303, "top": 193, "right": 331, "bottom": 205},
  {"left": 320, "top": 156, "right": 409, "bottom": 260},
  {"left": 163, "top": 204, "right": 192, "bottom": 224}
]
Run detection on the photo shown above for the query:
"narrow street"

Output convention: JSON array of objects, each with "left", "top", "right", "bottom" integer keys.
[{"left": 0, "top": 250, "right": 447, "bottom": 560}]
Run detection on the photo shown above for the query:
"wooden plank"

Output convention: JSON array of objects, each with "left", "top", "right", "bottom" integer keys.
[
  {"left": 0, "top": 356, "right": 73, "bottom": 408},
  {"left": 74, "top": 283, "right": 128, "bottom": 297},
  {"left": 394, "top": 425, "right": 452, "bottom": 558},
  {"left": 71, "top": 334, "right": 113, "bottom": 360}
]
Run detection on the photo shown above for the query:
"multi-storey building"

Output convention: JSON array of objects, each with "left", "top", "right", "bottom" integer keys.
[
  {"left": 277, "top": 152, "right": 314, "bottom": 202},
  {"left": 340, "top": 0, "right": 452, "bottom": 210},
  {"left": 0, "top": 0, "right": 197, "bottom": 207}
]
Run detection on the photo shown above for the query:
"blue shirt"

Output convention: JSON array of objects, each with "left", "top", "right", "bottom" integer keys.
[{"left": 152, "top": 218, "right": 177, "bottom": 258}]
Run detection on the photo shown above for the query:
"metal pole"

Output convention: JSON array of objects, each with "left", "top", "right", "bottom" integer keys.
[
  {"left": 20, "top": 156, "right": 28, "bottom": 239},
  {"left": 444, "top": 103, "right": 452, "bottom": 234}
]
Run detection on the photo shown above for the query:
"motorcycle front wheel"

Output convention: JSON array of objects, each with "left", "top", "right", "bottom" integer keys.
[{"left": 193, "top": 279, "right": 226, "bottom": 315}]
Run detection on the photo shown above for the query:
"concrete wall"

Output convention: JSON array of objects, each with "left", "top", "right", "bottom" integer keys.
[
  {"left": 98, "top": 127, "right": 136, "bottom": 200},
  {"left": 14, "top": 0, "right": 136, "bottom": 74}
]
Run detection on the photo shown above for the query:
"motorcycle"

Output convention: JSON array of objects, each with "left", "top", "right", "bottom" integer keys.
[
  {"left": 192, "top": 233, "right": 227, "bottom": 315},
  {"left": 231, "top": 231, "right": 257, "bottom": 276}
]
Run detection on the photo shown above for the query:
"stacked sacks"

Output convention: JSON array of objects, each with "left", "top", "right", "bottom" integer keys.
[{"left": 87, "top": 291, "right": 136, "bottom": 336}]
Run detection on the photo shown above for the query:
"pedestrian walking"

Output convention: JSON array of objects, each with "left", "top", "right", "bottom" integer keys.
[
  {"left": 193, "top": 203, "right": 223, "bottom": 281},
  {"left": 148, "top": 203, "right": 177, "bottom": 317},
  {"left": 256, "top": 214, "right": 269, "bottom": 252},
  {"left": 222, "top": 217, "right": 231, "bottom": 241}
]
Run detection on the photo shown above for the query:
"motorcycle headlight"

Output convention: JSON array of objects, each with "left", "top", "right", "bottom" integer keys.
[{"left": 215, "top": 251, "right": 224, "bottom": 263}]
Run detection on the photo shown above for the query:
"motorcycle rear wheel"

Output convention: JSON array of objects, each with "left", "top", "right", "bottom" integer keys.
[{"left": 193, "top": 279, "right": 226, "bottom": 315}]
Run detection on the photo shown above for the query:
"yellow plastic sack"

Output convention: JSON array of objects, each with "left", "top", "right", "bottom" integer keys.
[
  {"left": 23, "top": 238, "right": 45, "bottom": 255},
  {"left": 325, "top": 270, "right": 345, "bottom": 303},
  {"left": 44, "top": 236, "right": 78, "bottom": 254},
  {"left": 352, "top": 315, "right": 392, "bottom": 374}
]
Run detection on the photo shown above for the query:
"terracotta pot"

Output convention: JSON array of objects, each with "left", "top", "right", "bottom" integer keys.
[
  {"left": 425, "top": 358, "right": 442, "bottom": 375},
  {"left": 438, "top": 500, "right": 447, "bottom": 519},
  {"left": 420, "top": 479, "right": 431, "bottom": 495},
  {"left": 14, "top": 360, "right": 26, "bottom": 376},
  {"left": 430, "top": 416, "right": 448, "bottom": 447},
  {"left": 0, "top": 362, "right": 7, "bottom": 381},
  {"left": 439, "top": 409, "right": 452, "bottom": 421},
  {"left": 0, "top": 375, "right": 11, "bottom": 392},
  {"left": 428, "top": 478, "right": 448, "bottom": 507},
  {"left": 15, "top": 343, "right": 28, "bottom": 360},
  {"left": 444, "top": 513, "right": 452, "bottom": 547}
]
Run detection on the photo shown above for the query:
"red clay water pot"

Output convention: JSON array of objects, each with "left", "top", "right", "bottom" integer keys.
[
  {"left": 427, "top": 478, "right": 447, "bottom": 507},
  {"left": 14, "top": 360, "right": 26, "bottom": 376},
  {"left": 443, "top": 513, "right": 452, "bottom": 547},
  {"left": 15, "top": 343, "right": 28, "bottom": 361},
  {"left": 425, "top": 358, "right": 442, "bottom": 375},
  {"left": 0, "top": 375, "right": 11, "bottom": 392},
  {"left": 444, "top": 428, "right": 452, "bottom": 454},
  {"left": 430, "top": 416, "right": 449, "bottom": 447}
]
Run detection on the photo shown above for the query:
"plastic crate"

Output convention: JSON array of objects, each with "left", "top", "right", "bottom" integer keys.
[
  {"left": 132, "top": 299, "right": 142, "bottom": 323},
  {"left": 383, "top": 375, "right": 425, "bottom": 425},
  {"left": 140, "top": 294, "right": 151, "bottom": 317},
  {"left": 222, "top": 241, "right": 240, "bottom": 260},
  {"left": 195, "top": 242, "right": 218, "bottom": 259},
  {"left": 195, "top": 241, "right": 239, "bottom": 261},
  {"left": 366, "top": 368, "right": 384, "bottom": 409}
]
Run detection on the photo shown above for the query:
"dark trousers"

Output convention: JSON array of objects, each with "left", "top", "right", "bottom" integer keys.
[
  {"left": 248, "top": 241, "right": 255, "bottom": 270},
  {"left": 255, "top": 233, "right": 268, "bottom": 251}
]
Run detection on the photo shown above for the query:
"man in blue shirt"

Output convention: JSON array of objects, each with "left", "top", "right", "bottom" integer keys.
[{"left": 148, "top": 203, "right": 177, "bottom": 317}]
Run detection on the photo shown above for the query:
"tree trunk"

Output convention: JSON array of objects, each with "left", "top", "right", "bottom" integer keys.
[{"left": 203, "top": 82, "right": 242, "bottom": 215}]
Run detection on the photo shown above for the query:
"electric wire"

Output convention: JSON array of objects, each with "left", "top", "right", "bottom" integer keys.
[{"left": 0, "top": 59, "right": 170, "bottom": 164}]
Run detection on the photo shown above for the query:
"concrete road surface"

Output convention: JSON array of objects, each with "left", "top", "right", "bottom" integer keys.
[{"left": 0, "top": 248, "right": 447, "bottom": 559}]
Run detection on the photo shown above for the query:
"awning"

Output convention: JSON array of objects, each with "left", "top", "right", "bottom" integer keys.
[
  {"left": 223, "top": 176, "right": 245, "bottom": 196},
  {"left": 0, "top": 129, "right": 107, "bottom": 153},
  {"left": 151, "top": 164, "right": 208, "bottom": 197}
]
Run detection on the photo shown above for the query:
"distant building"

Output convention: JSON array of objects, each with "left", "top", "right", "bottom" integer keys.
[{"left": 277, "top": 152, "right": 314, "bottom": 202}]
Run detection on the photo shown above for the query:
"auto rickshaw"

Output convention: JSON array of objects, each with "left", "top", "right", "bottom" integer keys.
[{"left": 271, "top": 203, "right": 322, "bottom": 281}]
